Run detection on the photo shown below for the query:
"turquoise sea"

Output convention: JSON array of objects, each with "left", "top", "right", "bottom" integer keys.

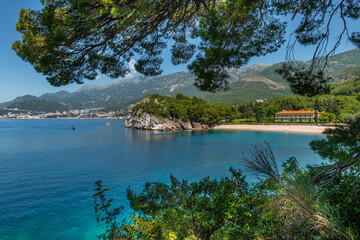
[{"left": 0, "top": 119, "right": 325, "bottom": 240}]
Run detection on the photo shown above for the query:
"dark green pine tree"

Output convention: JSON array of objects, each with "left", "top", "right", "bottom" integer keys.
[{"left": 12, "top": 0, "right": 360, "bottom": 95}]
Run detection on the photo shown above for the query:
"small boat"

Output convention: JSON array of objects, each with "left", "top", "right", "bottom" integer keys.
[
  {"left": 106, "top": 123, "right": 111, "bottom": 126},
  {"left": 71, "top": 126, "right": 76, "bottom": 130}
]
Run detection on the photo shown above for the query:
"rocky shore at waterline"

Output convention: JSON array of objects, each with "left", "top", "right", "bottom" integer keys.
[
  {"left": 124, "top": 111, "right": 211, "bottom": 131},
  {"left": 123, "top": 94, "right": 232, "bottom": 131}
]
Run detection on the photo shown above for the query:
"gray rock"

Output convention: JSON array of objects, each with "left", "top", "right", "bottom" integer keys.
[{"left": 125, "top": 111, "right": 212, "bottom": 131}]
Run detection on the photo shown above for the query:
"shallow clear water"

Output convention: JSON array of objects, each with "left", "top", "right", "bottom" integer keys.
[{"left": 0, "top": 119, "right": 325, "bottom": 240}]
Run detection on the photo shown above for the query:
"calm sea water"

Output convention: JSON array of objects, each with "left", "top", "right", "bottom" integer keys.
[{"left": 0, "top": 119, "right": 325, "bottom": 240}]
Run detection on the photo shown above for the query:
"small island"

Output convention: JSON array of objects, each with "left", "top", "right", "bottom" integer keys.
[{"left": 125, "top": 94, "right": 234, "bottom": 131}]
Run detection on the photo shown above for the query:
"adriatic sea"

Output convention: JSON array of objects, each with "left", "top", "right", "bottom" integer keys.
[{"left": 0, "top": 119, "right": 324, "bottom": 240}]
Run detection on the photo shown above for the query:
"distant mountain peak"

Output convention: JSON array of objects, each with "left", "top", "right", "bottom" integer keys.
[{"left": 1, "top": 48, "right": 359, "bottom": 111}]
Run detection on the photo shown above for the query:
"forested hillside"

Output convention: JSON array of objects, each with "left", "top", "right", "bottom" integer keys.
[
  {"left": 204, "top": 74, "right": 292, "bottom": 105},
  {"left": 204, "top": 49, "right": 360, "bottom": 105},
  {"left": 7, "top": 100, "right": 82, "bottom": 113},
  {"left": 236, "top": 67, "right": 360, "bottom": 122}
]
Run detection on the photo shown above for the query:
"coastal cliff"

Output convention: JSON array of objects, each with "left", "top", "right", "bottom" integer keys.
[
  {"left": 125, "top": 111, "right": 211, "bottom": 131},
  {"left": 124, "top": 94, "right": 233, "bottom": 131}
]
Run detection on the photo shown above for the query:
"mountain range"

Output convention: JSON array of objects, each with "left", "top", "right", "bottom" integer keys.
[{"left": 1, "top": 48, "right": 359, "bottom": 112}]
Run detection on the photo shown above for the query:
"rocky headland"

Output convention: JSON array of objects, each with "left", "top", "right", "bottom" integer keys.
[
  {"left": 125, "top": 112, "right": 211, "bottom": 131},
  {"left": 124, "top": 96, "right": 214, "bottom": 131}
]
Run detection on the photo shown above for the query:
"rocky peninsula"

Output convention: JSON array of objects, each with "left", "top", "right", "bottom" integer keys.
[
  {"left": 124, "top": 94, "right": 233, "bottom": 131},
  {"left": 125, "top": 112, "right": 211, "bottom": 131}
]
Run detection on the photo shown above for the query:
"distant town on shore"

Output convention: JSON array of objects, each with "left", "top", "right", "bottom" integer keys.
[{"left": 0, "top": 108, "right": 122, "bottom": 119}]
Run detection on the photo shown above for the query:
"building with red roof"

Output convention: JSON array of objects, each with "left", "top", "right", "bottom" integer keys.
[{"left": 275, "top": 110, "right": 319, "bottom": 122}]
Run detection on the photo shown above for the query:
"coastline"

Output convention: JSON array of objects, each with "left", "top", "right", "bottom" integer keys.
[
  {"left": 214, "top": 124, "right": 334, "bottom": 135},
  {"left": 0, "top": 117, "right": 125, "bottom": 120}
]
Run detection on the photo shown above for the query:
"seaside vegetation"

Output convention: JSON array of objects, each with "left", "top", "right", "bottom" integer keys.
[
  {"left": 233, "top": 74, "right": 360, "bottom": 124},
  {"left": 127, "top": 76, "right": 360, "bottom": 128},
  {"left": 130, "top": 76, "right": 360, "bottom": 125},
  {"left": 235, "top": 96, "right": 344, "bottom": 124},
  {"left": 94, "top": 118, "right": 360, "bottom": 239},
  {"left": 12, "top": 0, "right": 360, "bottom": 239},
  {"left": 132, "top": 94, "right": 235, "bottom": 125}
]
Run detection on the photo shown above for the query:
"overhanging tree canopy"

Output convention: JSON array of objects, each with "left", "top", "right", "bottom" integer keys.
[{"left": 13, "top": 0, "right": 360, "bottom": 96}]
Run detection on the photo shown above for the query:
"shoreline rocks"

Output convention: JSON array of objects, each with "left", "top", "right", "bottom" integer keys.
[{"left": 124, "top": 112, "right": 212, "bottom": 131}]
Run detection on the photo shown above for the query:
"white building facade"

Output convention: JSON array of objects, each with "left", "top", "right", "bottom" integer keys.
[{"left": 275, "top": 110, "right": 319, "bottom": 122}]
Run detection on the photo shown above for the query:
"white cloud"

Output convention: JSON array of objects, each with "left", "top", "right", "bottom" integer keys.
[
  {"left": 125, "top": 59, "right": 138, "bottom": 78},
  {"left": 95, "top": 75, "right": 101, "bottom": 80}
]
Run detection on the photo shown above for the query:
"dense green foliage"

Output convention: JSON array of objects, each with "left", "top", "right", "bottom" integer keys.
[
  {"left": 132, "top": 94, "right": 234, "bottom": 125},
  {"left": 275, "top": 63, "right": 331, "bottom": 96},
  {"left": 235, "top": 73, "right": 360, "bottom": 123},
  {"left": 94, "top": 171, "right": 268, "bottom": 239},
  {"left": 94, "top": 119, "right": 360, "bottom": 239},
  {"left": 13, "top": 0, "right": 360, "bottom": 94},
  {"left": 332, "top": 72, "right": 360, "bottom": 98},
  {"left": 236, "top": 96, "right": 343, "bottom": 123}
]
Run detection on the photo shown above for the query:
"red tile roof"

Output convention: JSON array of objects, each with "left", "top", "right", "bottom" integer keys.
[{"left": 276, "top": 111, "right": 316, "bottom": 114}]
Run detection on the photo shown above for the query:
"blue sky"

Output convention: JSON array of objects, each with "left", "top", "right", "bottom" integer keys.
[{"left": 0, "top": 1, "right": 358, "bottom": 103}]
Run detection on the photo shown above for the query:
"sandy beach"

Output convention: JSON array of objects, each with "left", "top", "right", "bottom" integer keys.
[{"left": 214, "top": 124, "right": 334, "bottom": 134}]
